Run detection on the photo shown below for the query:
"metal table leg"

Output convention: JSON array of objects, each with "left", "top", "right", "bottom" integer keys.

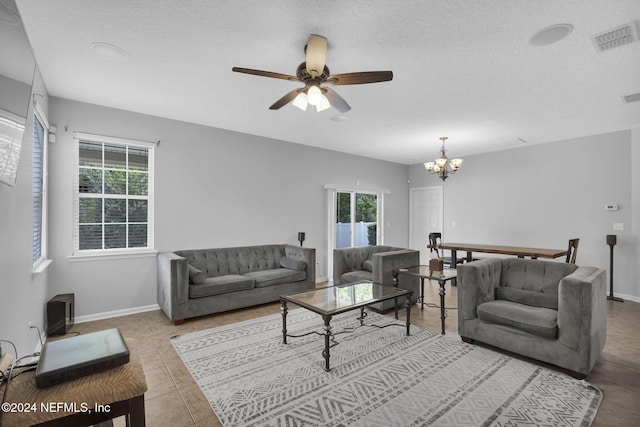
[
  {"left": 280, "top": 299, "right": 288, "bottom": 344},
  {"left": 438, "top": 279, "right": 446, "bottom": 334},
  {"left": 322, "top": 315, "right": 332, "bottom": 372},
  {"left": 405, "top": 294, "right": 412, "bottom": 336}
]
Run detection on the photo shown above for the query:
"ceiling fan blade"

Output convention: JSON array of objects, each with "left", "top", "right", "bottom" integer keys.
[
  {"left": 232, "top": 67, "right": 299, "bottom": 82},
  {"left": 327, "top": 71, "right": 393, "bottom": 85},
  {"left": 323, "top": 87, "right": 351, "bottom": 113},
  {"left": 305, "top": 34, "right": 327, "bottom": 78},
  {"left": 269, "top": 88, "right": 303, "bottom": 110}
]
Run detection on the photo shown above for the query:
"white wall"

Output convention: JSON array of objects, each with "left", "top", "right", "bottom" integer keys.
[
  {"left": 0, "top": 69, "right": 50, "bottom": 357},
  {"left": 409, "top": 130, "right": 639, "bottom": 300},
  {"left": 47, "top": 97, "right": 411, "bottom": 318},
  {"left": 632, "top": 127, "right": 640, "bottom": 298}
]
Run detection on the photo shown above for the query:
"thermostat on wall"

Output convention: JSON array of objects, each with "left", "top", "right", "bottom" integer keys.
[{"left": 604, "top": 204, "right": 618, "bottom": 211}]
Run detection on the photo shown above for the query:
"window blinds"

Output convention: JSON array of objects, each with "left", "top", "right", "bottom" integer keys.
[{"left": 33, "top": 115, "right": 45, "bottom": 263}]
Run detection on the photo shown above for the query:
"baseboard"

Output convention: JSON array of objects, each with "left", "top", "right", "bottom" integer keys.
[
  {"left": 612, "top": 292, "right": 640, "bottom": 303},
  {"left": 75, "top": 304, "right": 160, "bottom": 324}
]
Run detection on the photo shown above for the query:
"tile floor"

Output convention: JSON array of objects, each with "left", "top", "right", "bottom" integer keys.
[{"left": 69, "top": 283, "right": 640, "bottom": 427}]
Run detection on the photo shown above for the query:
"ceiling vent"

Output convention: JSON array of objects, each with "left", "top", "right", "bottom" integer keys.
[
  {"left": 592, "top": 22, "right": 638, "bottom": 52},
  {"left": 622, "top": 93, "right": 640, "bottom": 104}
]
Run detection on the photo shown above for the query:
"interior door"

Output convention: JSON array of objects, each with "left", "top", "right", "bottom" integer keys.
[{"left": 409, "top": 186, "right": 442, "bottom": 263}]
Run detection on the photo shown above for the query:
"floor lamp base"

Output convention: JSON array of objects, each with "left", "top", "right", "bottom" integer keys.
[{"left": 607, "top": 295, "right": 624, "bottom": 302}]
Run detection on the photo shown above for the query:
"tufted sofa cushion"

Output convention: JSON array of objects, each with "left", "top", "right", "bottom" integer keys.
[
  {"left": 477, "top": 299, "right": 558, "bottom": 339},
  {"left": 177, "top": 245, "right": 287, "bottom": 277},
  {"left": 500, "top": 258, "right": 578, "bottom": 294},
  {"left": 190, "top": 275, "right": 255, "bottom": 298},
  {"left": 494, "top": 258, "right": 578, "bottom": 309}
]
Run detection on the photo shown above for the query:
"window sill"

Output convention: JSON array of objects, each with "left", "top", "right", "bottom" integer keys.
[
  {"left": 67, "top": 249, "right": 158, "bottom": 262},
  {"left": 32, "top": 259, "right": 53, "bottom": 275}
]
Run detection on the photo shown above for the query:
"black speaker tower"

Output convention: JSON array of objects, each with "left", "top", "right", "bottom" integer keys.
[{"left": 606, "top": 235, "right": 623, "bottom": 302}]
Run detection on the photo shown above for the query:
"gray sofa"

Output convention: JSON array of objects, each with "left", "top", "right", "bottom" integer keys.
[
  {"left": 457, "top": 258, "right": 607, "bottom": 378},
  {"left": 333, "top": 245, "right": 420, "bottom": 311},
  {"left": 158, "top": 244, "right": 315, "bottom": 324}
]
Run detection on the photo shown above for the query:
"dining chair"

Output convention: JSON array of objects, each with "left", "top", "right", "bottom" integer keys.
[
  {"left": 566, "top": 238, "right": 579, "bottom": 264},
  {"left": 428, "top": 232, "right": 465, "bottom": 267}
]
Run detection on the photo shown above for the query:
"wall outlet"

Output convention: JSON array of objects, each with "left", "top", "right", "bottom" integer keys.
[{"left": 613, "top": 223, "right": 624, "bottom": 231}]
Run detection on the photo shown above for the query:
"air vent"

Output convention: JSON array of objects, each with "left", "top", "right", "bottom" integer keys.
[
  {"left": 592, "top": 22, "right": 638, "bottom": 52},
  {"left": 493, "top": 138, "right": 528, "bottom": 148},
  {"left": 623, "top": 93, "right": 640, "bottom": 104}
]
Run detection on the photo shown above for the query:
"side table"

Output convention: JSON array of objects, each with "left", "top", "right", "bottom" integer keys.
[
  {"left": 1, "top": 339, "right": 147, "bottom": 427},
  {"left": 393, "top": 266, "right": 457, "bottom": 334}
]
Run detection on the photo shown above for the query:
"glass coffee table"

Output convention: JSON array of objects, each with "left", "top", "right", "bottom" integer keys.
[{"left": 280, "top": 281, "right": 412, "bottom": 371}]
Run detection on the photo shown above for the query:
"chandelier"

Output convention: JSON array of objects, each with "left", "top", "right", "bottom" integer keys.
[{"left": 423, "top": 137, "right": 463, "bottom": 181}]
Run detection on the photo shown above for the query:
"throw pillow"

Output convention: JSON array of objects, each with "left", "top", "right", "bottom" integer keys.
[
  {"left": 280, "top": 257, "right": 307, "bottom": 271},
  {"left": 188, "top": 265, "right": 206, "bottom": 285},
  {"left": 362, "top": 259, "right": 373, "bottom": 272}
]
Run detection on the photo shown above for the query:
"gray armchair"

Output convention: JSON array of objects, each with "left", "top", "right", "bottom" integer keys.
[
  {"left": 333, "top": 245, "right": 420, "bottom": 312},
  {"left": 457, "top": 258, "right": 607, "bottom": 378}
]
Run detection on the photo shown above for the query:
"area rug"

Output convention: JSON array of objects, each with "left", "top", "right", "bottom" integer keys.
[{"left": 171, "top": 310, "right": 602, "bottom": 427}]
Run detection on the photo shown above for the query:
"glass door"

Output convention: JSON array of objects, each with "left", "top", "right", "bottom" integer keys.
[{"left": 336, "top": 191, "right": 378, "bottom": 248}]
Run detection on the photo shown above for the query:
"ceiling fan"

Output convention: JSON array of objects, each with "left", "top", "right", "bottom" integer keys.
[{"left": 232, "top": 34, "right": 393, "bottom": 113}]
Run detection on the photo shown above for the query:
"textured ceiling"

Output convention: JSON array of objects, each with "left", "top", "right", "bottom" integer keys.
[{"left": 11, "top": 0, "right": 640, "bottom": 164}]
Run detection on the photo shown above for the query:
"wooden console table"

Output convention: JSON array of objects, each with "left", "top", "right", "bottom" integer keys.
[{"left": 1, "top": 342, "right": 147, "bottom": 427}]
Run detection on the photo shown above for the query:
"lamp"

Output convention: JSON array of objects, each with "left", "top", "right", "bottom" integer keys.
[
  {"left": 423, "top": 137, "right": 463, "bottom": 181},
  {"left": 297, "top": 232, "right": 306, "bottom": 247},
  {"left": 292, "top": 85, "right": 331, "bottom": 112},
  {"left": 606, "top": 234, "right": 623, "bottom": 302}
]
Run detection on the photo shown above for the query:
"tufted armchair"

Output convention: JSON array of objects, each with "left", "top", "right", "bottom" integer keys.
[
  {"left": 457, "top": 257, "right": 607, "bottom": 378},
  {"left": 333, "top": 245, "right": 420, "bottom": 312}
]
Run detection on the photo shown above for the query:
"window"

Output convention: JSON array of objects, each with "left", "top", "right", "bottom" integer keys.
[
  {"left": 0, "top": 109, "right": 26, "bottom": 186},
  {"left": 72, "top": 133, "right": 154, "bottom": 256},
  {"left": 33, "top": 109, "right": 47, "bottom": 266}
]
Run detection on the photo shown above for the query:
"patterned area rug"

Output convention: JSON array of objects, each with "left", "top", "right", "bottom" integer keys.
[{"left": 171, "top": 310, "right": 602, "bottom": 427}]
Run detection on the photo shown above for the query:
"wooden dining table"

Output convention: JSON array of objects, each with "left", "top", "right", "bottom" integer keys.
[{"left": 434, "top": 242, "right": 568, "bottom": 268}]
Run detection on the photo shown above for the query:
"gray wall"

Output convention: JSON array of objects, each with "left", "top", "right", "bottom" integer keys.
[
  {"left": 409, "top": 130, "right": 639, "bottom": 300},
  {"left": 46, "top": 97, "right": 411, "bottom": 319},
  {"left": 0, "top": 69, "right": 50, "bottom": 357}
]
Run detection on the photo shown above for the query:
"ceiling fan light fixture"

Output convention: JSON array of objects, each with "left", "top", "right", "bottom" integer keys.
[
  {"left": 307, "top": 85, "right": 323, "bottom": 105},
  {"left": 292, "top": 92, "right": 308, "bottom": 111},
  {"left": 316, "top": 95, "right": 331, "bottom": 112}
]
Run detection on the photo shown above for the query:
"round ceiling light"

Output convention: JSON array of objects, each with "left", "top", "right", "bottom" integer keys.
[
  {"left": 530, "top": 23, "right": 574, "bottom": 46},
  {"left": 0, "top": 4, "right": 20, "bottom": 25},
  {"left": 90, "top": 42, "right": 129, "bottom": 62}
]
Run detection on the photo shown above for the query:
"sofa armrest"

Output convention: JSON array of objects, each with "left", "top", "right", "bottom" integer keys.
[
  {"left": 371, "top": 250, "right": 420, "bottom": 287},
  {"left": 457, "top": 258, "right": 502, "bottom": 322},
  {"left": 558, "top": 267, "right": 607, "bottom": 352},
  {"left": 157, "top": 252, "right": 189, "bottom": 321},
  {"left": 284, "top": 244, "right": 316, "bottom": 285}
]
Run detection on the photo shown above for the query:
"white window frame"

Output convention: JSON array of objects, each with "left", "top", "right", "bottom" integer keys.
[
  {"left": 32, "top": 101, "right": 51, "bottom": 273},
  {"left": 70, "top": 132, "right": 156, "bottom": 260}
]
